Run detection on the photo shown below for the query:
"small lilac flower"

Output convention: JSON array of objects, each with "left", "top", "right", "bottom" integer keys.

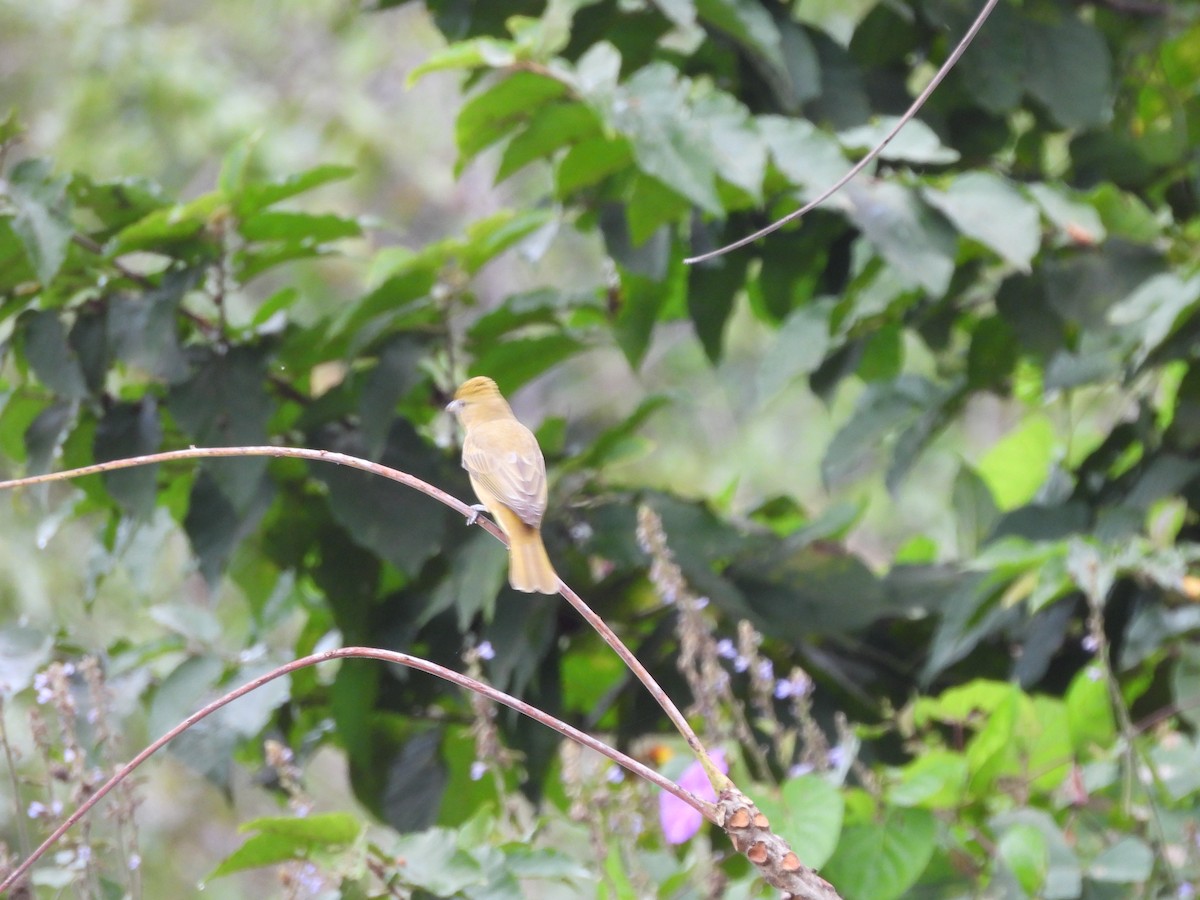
[
  {"left": 1178, "top": 883, "right": 1195, "bottom": 900},
  {"left": 756, "top": 659, "right": 774, "bottom": 682},
  {"left": 1087, "top": 666, "right": 1102, "bottom": 682},
  {"left": 693, "top": 596, "right": 710, "bottom": 610},
  {"left": 128, "top": 853, "right": 142, "bottom": 872},
  {"left": 733, "top": 655, "right": 750, "bottom": 673},
  {"left": 469, "top": 760, "right": 487, "bottom": 781},
  {"left": 827, "top": 746, "right": 847, "bottom": 770},
  {"left": 774, "top": 679, "right": 795, "bottom": 700},
  {"left": 33, "top": 673, "right": 52, "bottom": 705},
  {"left": 27, "top": 801, "right": 46, "bottom": 819},
  {"left": 606, "top": 766, "right": 625, "bottom": 784},
  {"left": 476, "top": 641, "right": 495, "bottom": 661},
  {"left": 1082, "top": 634, "right": 1099, "bottom": 652},
  {"left": 715, "top": 639, "right": 737, "bottom": 660},
  {"left": 659, "top": 750, "right": 728, "bottom": 844},
  {"left": 787, "top": 762, "right": 815, "bottom": 778}
]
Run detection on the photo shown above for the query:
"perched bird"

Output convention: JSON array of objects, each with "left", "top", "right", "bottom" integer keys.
[{"left": 446, "top": 376, "right": 558, "bottom": 594}]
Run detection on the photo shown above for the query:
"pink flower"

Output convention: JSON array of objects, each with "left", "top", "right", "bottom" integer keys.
[{"left": 659, "top": 750, "right": 728, "bottom": 844}]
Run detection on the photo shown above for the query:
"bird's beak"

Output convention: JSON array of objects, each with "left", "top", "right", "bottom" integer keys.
[{"left": 445, "top": 399, "right": 464, "bottom": 414}]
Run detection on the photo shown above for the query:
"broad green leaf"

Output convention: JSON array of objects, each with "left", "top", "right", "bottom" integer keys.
[
  {"left": 24, "top": 400, "right": 77, "bottom": 476},
  {"left": 456, "top": 72, "right": 567, "bottom": 170},
  {"left": 107, "top": 268, "right": 196, "bottom": 383},
  {"left": 821, "top": 807, "right": 936, "bottom": 900},
  {"left": 887, "top": 750, "right": 968, "bottom": 809},
  {"left": 692, "top": 88, "right": 765, "bottom": 201},
  {"left": 497, "top": 102, "right": 601, "bottom": 182},
  {"left": 461, "top": 208, "right": 555, "bottom": 275},
  {"left": 686, "top": 251, "right": 747, "bottom": 362},
  {"left": 1088, "top": 837, "right": 1153, "bottom": 883},
  {"left": 990, "top": 809, "right": 1082, "bottom": 900},
  {"left": 612, "top": 254, "right": 685, "bottom": 368},
  {"left": 111, "top": 190, "right": 225, "bottom": 253},
  {"left": 406, "top": 37, "right": 518, "bottom": 86},
  {"left": 757, "top": 299, "right": 832, "bottom": 400},
  {"left": 1171, "top": 644, "right": 1200, "bottom": 731},
  {"left": 555, "top": 137, "right": 633, "bottom": 196},
  {"left": 19, "top": 310, "right": 89, "bottom": 400},
  {"left": 1109, "top": 272, "right": 1200, "bottom": 368},
  {"left": 168, "top": 345, "right": 274, "bottom": 506},
  {"left": 93, "top": 399, "right": 163, "bottom": 517},
  {"left": 467, "top": 334, "right": 584, "bottom": 393},
  {"left": 1026, "top": 182, "right": 1105, "bottom": 245},
  {"left": 695, "top": 0, "right": 787, "bottom": 80},
  {"left": 1065, "top": 665, "right": 1115, "bottom": 754},
  {"left": 235, "top": 164, "right": 356, "bottom": 218},
  {"left": 842, "top": 181, "right": 956, "bottom": 295},
  {"left": 839, "top": 117, "right": 959, "bottom": 165},
  {"left": 758, "top": 116, "right": 848, "bottom": 197},
  {"left": 607, "top": 64, "right": 723, "bottom": 213},
  {"left": 998, "top": 823, "right": 1048, "bottom": 896},
  {"left": 753, "top": 775, "right": 843, "bottom": 869},
  {"left": 952, "top": 464, "right": 999, "bottom": 557},
  {"left": 208, "top": 813, "right": 363, "bottom": 879},
  {"left": 977, "top": 414, "right": 1056, "bottom": 511},
  {"left": 0, "top": 625, "right": 53, "bottom": 696},
  {"left": 7, "top": 158, "right": 73, "bottom": 283},
  {"left": 922, "top": 172, "right": 1040, "bottom": 271},
  {"left": 1023, "top": 15, "right": 1113, "bottom": 129}
]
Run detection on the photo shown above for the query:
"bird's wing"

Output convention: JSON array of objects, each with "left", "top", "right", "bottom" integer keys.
[{"left": 462, "top": 420, "right": 548, "bottom": 527}]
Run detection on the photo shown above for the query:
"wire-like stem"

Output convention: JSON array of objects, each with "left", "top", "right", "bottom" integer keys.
[
  {"left": 0, "top": 445, "right": 713, "bottom": 775},
  {"left": 0, "top": 646, "right": 710, "bottom": 894},
  {"left": 684, "top": 0, "right": 1000, "bottom": 264}
]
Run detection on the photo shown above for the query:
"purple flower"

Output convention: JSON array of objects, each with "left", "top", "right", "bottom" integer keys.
[{"left": 659, "top": 750, "right": 728, "bottom": 844}]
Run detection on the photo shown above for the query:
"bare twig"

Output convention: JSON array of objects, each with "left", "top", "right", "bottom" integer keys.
[
  {"left": 684, "top": 0, "right": 1000, "bottom": 264},
  {"left": 0, "top": 646, "right": 710, "bottom": 894}
]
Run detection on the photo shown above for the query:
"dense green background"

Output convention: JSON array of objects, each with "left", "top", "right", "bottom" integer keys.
[{"left": 2, "top": 0, "right": 1200, "bottom": 896}]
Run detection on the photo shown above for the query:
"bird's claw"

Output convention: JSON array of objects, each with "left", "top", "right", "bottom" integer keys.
[{"left": 465, "top": 504, "right": 488, "bottom": 526}]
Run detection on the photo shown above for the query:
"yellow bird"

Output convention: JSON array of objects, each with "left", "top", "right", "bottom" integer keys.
[{"left": 446, "top": 376, "right": 559, "bottom": 594}]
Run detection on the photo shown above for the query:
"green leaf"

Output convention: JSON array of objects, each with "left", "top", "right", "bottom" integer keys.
[
  {"left": 838, "top": 117, "right": 959, "bottom": 165},
  {"left": 391, "top": 828, "right": 485, "bottom": 893},
  {"left": 758, "top": 116, "right": 848, "bottom": 196},
  {"left": 887, "top": 750, "right": 968, "bottom": 809},
  {"left": 467, "top": 334, "right": 584, "bottom": 393},
  {"left": 1088, "top": 837, "right": 1153, "bottom": 883},
  {"left": 93, "top": 399, "right": 163, "bottom": 517},
  {"left": 857, "top": 323, "right": 903, "bottom": 382},
  {"left": 612, "top": 253, "right": 685, "bottom": 368},
  {"left": 461, "top": 208, "right": 555, "bottom": 275},
  {"left": 1023, "top": 15, "right": 1113, "bottom": 129},
  {"left": 687, "top": 253, "right": 747, "bottom": 362},
  {"left": 990, "top": 809, "right": 1082, "bottom": 899},
  {"left": 1026, "top": 182, "right": 1105, "bottom": 245},
  {"left": 1109, "top": 272, "right": 1200, "bottom": 368},
  {"left": 235, "top": 164, "right": 356, "bottom": 218},
  {"left": 7, "top": 158, "right": 73, "bottom": 283},
  {"left": 997, "top": 823, "right": 1048, "bottom": 896},
  {"left": 607, "top": 64, "right": 724, "bottom": 213},
  {"left": 555, "top": 137, "right": 633, "bottom": 196},
  {"left": 239, "top": 210, "right": 361, "bottom": 243},
  {"left": 842, "top": 181, "right": 956, "bottom": 296},
  {"left": 497, "top": 102, "right": 602, "bottom": 183},
  {"left": 757, "top": 299, "right": 832, "bottom": 400},
  {"left": 111, "top": 190, "right": 225, "bottom": 253},
  {"left": 209, "top": 813, "right": 363, "bottom": 879},
  {"left": 456, "top": 72, "right": 567, "bottom": 170},
  {"left": 1171, "top": 644, "right": 1200, "bottom": 731},
  {"left": 107, "top": 268, "right": 196, "bottom": 383},
  {"left": 406, "top": 37, "right": 518, "bottom": 86},
  {"left": 753, "top": 775, "right": 843, "bottom": 869},
  {"left": 168, "top": 345, "right": 274, "bottom": 506},
  {"left": 921, "top": 173, "right": 1041, "bottom": 271},
  {"left": 952, "top": 464, "right": 999, "bottom": 557},
  {"left": 0, "top": 625, "right": 53, "bottom": 695},
  {"left": 19, "top": 310, "right": 89, "bottom": 400},
  {"left": 976, "top": 414, "right": 1056, "bottom": 510},
  {"left": 822, "top": 807, "right": 936, "bottom": 900},
  {"left": 695, "top": 0, "right": 786, "bottom": 81}
]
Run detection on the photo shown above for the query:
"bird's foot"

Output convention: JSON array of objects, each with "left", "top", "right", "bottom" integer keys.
[{"left": 465, "top": 504, "right": 488, "bottom": 526}]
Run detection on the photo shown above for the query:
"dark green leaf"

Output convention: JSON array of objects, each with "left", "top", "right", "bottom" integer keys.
[
  {"left": 1023, "top": 15, "right": 1112, "bottom": 130},
  {"left": 821, "top": 376, "right": 939, "bottom": 488},
  {"left": 554, "top": 137, "right": 633, "bottom": 196},
  {"left": 7, "top": 158, "right": 73, "bottom": 283},
  {"left": 183, "top": 470, "right": 274, "bottom": 585},
  {"left": 757, "top": 299, "right": 832, "bottom": 400},
  {"left": 108, "top": 268, "right": 196, "bottom": 383},
  {"left": 921, "top": 173, "right": 1040, "bottom": 271},
  {"left": 93, "top": 399, "right": 163, "bottom": 517},
  {"left": 235, "top": 164, "right": 356, "bottom": 218},
  {"left": 19, "top": 310, "right": 89, "bottom": 399},
  {"left": 687, "top": 253, "right": 747, "bottom": 362},
  {"left": 842, "top": 181, "right": 956, "bottom": 296}
]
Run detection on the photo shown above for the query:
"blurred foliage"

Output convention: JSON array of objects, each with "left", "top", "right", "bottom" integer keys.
[{"left": 2, "top": 0, "right": 1200, "bottom": 896}]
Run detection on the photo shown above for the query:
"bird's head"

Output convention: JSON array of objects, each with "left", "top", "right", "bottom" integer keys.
[{"left": 446, "top": 376, "right": 509, "bottom": 421}]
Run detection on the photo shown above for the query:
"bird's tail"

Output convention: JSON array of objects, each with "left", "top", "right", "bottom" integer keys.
[{"left": 509, "top": 527, "right": 558, "bottom": 594}]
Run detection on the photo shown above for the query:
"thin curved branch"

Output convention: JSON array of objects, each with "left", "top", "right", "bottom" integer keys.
[
  {"left": 0, "top": 646, "right": 710, "bottom": 894},
  {"left": 684, "top": 0, "right": 1000, "bottom": 264}
]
